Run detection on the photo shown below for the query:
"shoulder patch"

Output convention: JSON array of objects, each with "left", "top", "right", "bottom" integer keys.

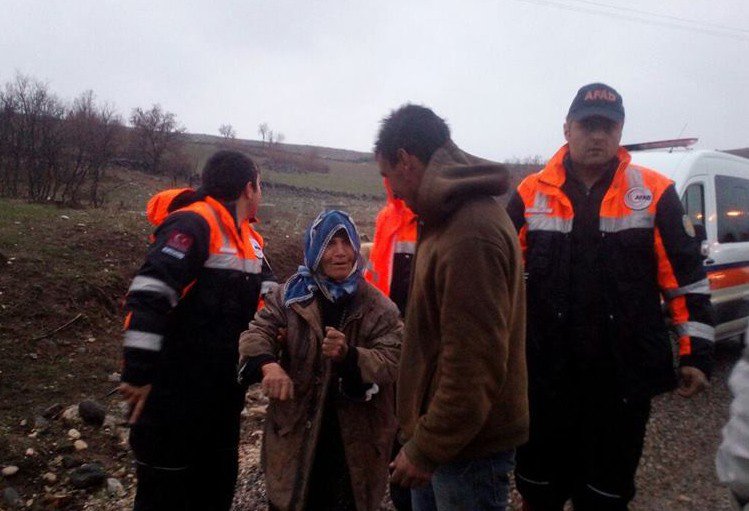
[{"left": 161, "top": 230, "right": 194, "bottom": 259}]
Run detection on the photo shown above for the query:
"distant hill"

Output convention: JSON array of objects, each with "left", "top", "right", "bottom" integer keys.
[{"left": 186, "top": 133, "right": 373, "bottom": 163}]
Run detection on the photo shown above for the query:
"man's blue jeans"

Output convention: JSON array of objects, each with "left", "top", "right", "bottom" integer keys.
[{"left": 411, "top": 449, "right": 515, "bottom": 511}]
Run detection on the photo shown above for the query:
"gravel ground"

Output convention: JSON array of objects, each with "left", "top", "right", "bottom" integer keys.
[
  {"left": 630, "top": 341, "right": 741, "bottom": 511},
  {"left": 232, "top": 343, "right": 743, "bottom": 511}
]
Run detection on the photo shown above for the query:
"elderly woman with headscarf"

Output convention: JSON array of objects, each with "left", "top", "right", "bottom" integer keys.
[{"left": 238, "top": 210, "right": 403, "bottom": 511}]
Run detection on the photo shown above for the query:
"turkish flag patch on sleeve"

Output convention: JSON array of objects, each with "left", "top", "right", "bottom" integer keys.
[{"left": 161, "top": 230, "right": 194, "bottom": 259}]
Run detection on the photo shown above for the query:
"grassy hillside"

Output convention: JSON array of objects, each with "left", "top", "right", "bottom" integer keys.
[{"left": 183, "top": 136, "right": 384, "bottom": 197}]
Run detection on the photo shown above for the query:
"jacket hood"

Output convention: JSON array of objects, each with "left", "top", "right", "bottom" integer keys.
[
  {"left": 415, "top": 140, "right": 509, "bottom": 223},
  {"left": 145, "top": 188, "right": 194, "bottom": 226}
]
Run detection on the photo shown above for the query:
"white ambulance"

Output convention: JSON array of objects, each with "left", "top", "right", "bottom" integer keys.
[{"left": 629, "top": 141, "right": 749, "bottom": 342}]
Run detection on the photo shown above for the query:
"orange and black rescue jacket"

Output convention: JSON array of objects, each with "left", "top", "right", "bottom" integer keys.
[
  {"left": 365, "top": 180, "right": 417, "bottom": 316},
  {"left": 122, "top": 191, "right": 276, "bottom": 459},
  {"left": 507, "top": 146, "right": 714, "bottom": 399}
]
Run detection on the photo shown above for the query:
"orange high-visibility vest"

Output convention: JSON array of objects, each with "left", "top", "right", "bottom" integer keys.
[
  {"left": 366, "top": 180, "right": 417, "bottom": 297},
  {"left": 124, "top": 194, "right": 269, "bottom": 346},
  {"left": 178, "top": 196, "right": 266, "bottom": 276},
  {"left": 514, "top": 145, "right": 711, "bottom": 358}
]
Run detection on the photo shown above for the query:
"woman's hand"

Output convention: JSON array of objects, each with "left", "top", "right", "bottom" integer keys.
[
  {"left": 322, "top": 326, "right": 348, "bottom": 362},
  {"left": 261, "top": 362, "right": 294, "bottom": 401}
]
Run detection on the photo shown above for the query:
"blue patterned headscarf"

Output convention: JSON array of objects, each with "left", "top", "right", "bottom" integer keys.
[{"left": 284, "top": 210, "right": 364, "bottom": 306}]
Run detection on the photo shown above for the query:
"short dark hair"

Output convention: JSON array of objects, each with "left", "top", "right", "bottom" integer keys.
[
  {"left": 374, "top": 104, "right": 450, "bottom": 165},
  {"left": 201, "top": 150, "right": 259, "bottom": 201}
]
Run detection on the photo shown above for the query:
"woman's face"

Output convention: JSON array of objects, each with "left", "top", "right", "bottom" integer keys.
[{"left": 320, "top": 231, "right": 356, "bottom": 282}]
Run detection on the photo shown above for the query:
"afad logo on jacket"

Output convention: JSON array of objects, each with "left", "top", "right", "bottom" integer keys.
[
  {"left": 250, "top": 238, "right": 264, "bottom": 259},
  {"left": 623, "top": 186, "right": 653, "bottom": 210}
]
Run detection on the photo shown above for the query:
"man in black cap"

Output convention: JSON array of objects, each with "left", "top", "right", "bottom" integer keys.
[{"left": 506, "top": 83, "right": 714, "bottom": 510}]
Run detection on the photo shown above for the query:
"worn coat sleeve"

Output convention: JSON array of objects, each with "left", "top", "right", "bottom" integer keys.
[
  {"left": 404, "top": 239, "right": 511, "bottom": 469},
  {"left": 654, "top": 184, "right": 715, "bottom": 376},
  {"left": 354, "top": 297, "right": 402, "bottom": 386},
  {"left": 122, "top": 212, "right": 210, "bottom": 386},
  {"left": 717, "top": 344, "right": 749, "bottom": 507},
  {"left": 238, "top": 286, "right": 287, "bottom": 361}
]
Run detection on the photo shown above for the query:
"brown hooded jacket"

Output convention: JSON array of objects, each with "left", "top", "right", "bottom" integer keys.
[{"left": 397, "top": 140, "right": 529, "bottom": 471}]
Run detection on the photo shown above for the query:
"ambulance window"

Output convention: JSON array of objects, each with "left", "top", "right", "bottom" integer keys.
[
  {"left": 716, "top": 175, "right": 749, "bottom": 243},
  {"left": 682, "top": 184, "right": 705, "bottom": 227}
]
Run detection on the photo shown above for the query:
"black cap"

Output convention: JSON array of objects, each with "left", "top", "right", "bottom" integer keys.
[{"left": 567, "top": 83, "right": 624, "bottom": 123}]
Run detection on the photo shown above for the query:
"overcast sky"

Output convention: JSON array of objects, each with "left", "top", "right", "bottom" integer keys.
[{"left": 1, "top": 0, "right": 748, "bottom": 161}]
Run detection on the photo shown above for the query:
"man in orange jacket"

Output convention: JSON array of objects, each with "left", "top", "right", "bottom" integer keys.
[
  {"left": 507, "top": 83, "right": 714, "bottom": 511},
  {"left": 366, "top": 179, "right": 417, "bottom": 316}
]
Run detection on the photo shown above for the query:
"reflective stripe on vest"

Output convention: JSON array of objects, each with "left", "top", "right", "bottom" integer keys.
[
  {"left": 394, "top": 240, "right": 416, "bottom": 255},
  {"left": 663, "top": 278, "right": 711, "bottom": 299},
  {"left": 674, "top": 321, "right": 716, "bottom": 342},
  {"left": 527, "top": 215, "right": 573, "bottom": 233},
  {"left": 124, "top": 330, "right": 164, "bottom": 351},
  {"left": 128, "top": 276, "right": 179, "bottom": 307},
  {"left": 526, "top": 192, "right": 573, "bottom": 233},
  {"left": 599, "top": 212, "right": 654, "bottom": 232},
  {"left": 205, "top": 253, "right": 263, "bottom": 273}
]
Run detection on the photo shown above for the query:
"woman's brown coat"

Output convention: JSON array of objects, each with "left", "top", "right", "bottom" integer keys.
[{"left": 238, "top": 281, "right": 402, "bottom": 511}]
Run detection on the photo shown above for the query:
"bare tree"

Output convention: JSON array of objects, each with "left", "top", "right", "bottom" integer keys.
[
  {"left": 0, "top": 73, "right": 67, "bottom": 201},
  {"left": 0, "top": 74, "right": 124, "bottom": 206},
  {"left": 258, "top": 122, "right": 269, "bottom": 144},
  {"left": 0, "top": 80, "right": 19, "bottom": 196},
  {"left": 522, "top": 154, "right": 544, "bottom": 165},
  {"left": 164, "top": 147, "right": 194, "bottom": 187},
  {"left": 60, "top": 91, "right": 122, "bottom": 205},
  {"left": 219, "top": 123, "right": 236, "bottom": 139},
  {"left": 275, "top": 132, "right": 285, "bottom": 145},
  {"left": 129, "top": 104, "right": 185, "bottom": 175}
]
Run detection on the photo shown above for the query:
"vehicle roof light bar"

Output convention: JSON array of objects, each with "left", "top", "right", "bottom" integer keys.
[{"left": 623, "top": 138, "right": 698, "bottom": 152}]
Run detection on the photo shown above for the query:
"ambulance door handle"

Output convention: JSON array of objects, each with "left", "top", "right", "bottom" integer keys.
[{"left": 704, "top": 258, "right": 715, "bottom": 265}]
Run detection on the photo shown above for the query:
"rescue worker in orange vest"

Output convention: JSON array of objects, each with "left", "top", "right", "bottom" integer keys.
[
  {"left": 366, "top": 179, "right": 417, "bottom": 316},
  {"left": 365, "top": 179, "right": 417, "bottom": 511},
  {"left": 119, "top": 150, "right": 276, "bottom": 511},
  {"left": 507, "top": 83, "right": 715, "bottom": 511}
]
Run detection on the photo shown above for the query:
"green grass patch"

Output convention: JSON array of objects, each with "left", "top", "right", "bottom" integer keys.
[{"left": 264, "top": 169, "right": 383, "bottom": 196}]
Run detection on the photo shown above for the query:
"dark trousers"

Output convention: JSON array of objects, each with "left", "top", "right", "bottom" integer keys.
[
  {"left": 516, "top": 390, "right": 651, "bottom": 511},
  {"left": 133, "top": 447, "right": 239, "bottom": 511}
]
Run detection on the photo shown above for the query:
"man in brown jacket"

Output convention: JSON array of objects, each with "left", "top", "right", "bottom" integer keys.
[{"left": 376, "top": 104, "right": 528, "bottom": 511}]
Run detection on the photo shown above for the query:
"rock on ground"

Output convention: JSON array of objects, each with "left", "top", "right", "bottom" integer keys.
[
  {"left": 79, "top": 400, "right": 107, "bottom": 427},
  {"left": 70, "top": 463, "right": 107, "bottom": 490}
]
